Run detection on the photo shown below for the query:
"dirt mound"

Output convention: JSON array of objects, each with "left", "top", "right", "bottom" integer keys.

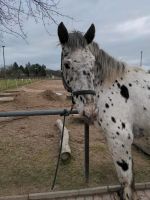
[
  {"left": 14, "top": 91, "right": 29, "bottom": 105},
  {"left": 12, "top": 88, "right": 70, "bottom": 109},
  {"left": 42, "top": 89, "right": 65, "bottom": 101}
]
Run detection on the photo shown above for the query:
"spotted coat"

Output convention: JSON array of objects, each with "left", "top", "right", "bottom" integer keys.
[{"left": 58, "top": 22, "right": 150, "bottom": 200}]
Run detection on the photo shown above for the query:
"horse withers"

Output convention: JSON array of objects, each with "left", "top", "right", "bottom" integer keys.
[{"left": 57, "top": 22, "right": 150, "bottom": 200}]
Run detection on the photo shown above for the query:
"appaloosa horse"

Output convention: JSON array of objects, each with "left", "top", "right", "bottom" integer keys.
[{"left": 57, "top": 22, "right": 150, "bottom": 200}]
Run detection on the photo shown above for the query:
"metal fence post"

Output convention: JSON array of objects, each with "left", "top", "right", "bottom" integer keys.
[
  {"left": 0, "top": 108, "right": 91, "bottom": 184},
  {"left": 84, "top": 122, "right": 89, "bottom": 183}
]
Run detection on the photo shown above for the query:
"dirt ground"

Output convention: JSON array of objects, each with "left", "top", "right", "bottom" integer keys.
[{"left": 0, "top": 80, "right": 149, "bottom": 196}]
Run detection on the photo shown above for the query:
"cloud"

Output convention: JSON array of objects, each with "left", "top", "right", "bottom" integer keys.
[
  {"left": 113, "top": 16, "right": 150, "bottom": 39},
  {"left": 0, "top": 0, "right": 150, "bottom": 69},
  {"left": 96, "top": 16, "right": 150, "bottom": 45}
]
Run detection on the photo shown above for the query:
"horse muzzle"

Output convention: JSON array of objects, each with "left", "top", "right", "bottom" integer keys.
[{"left": 82, "top": 104, "right": 97, "bottom": 124}]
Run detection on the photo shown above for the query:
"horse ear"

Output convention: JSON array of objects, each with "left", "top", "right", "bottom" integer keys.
[
  {"left": 58, "top": 22, "right": 69, "bottom": 45},
  {"left": 84, "top": 24, "right": 95, "bottom": 44}
]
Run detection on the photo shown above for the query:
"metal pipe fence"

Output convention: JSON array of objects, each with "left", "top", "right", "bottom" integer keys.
[
  {"left": 0, "top": 108, "right": 90, "bottom": 183},
  {"left": 0, "top": 108, "right": 78, "bottom": 117}
]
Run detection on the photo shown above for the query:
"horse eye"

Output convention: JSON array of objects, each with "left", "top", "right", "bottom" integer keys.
[{"left": 64, "top": 63, "right": 70, "bottom": 69}]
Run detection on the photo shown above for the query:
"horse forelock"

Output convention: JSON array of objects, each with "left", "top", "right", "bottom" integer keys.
[{"left": 66, "top": 31, "right": 87, "bottom": 50}]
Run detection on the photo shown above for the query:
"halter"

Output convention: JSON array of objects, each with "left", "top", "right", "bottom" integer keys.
[{"left": 61, "top": 53, "right": 96, "bottom": 101}]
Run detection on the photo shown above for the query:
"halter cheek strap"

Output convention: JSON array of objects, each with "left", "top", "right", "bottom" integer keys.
[{"left": 61, "top": 71, "right": 72, "bottom": 93}]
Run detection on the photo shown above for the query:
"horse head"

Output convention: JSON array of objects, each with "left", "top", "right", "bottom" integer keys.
[{"left": 58, "top": 22, "right": 97, "bottom": 122}]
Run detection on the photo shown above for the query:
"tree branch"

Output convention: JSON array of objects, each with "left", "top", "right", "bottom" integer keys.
[{"left": 0, "top": 0, "right": 73, "bottom": 40}]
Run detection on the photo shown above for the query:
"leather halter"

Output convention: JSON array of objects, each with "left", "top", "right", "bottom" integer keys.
[{"left": 61, "top": 53, "right": 96, "bottom": 97}]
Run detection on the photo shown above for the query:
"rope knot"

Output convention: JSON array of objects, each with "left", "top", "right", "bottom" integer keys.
[{"left": 60, "top": 109, "right": 70, "bottom": 116}]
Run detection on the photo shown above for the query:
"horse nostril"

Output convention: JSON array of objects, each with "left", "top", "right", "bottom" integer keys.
[{"left": 82, "top": 110, "right": 87, "bottom": 117}]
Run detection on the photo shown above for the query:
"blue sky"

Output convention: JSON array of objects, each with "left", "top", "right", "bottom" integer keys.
[{"left": 0, "top": 0, "right": 150, "bottom": 70}]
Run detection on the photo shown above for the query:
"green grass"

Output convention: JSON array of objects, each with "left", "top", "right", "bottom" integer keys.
[{"left": 0, "top": 79, "right": 35, "bottom": 91}]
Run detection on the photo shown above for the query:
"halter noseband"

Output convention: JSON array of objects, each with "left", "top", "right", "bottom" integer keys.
[
  {"left": 61, "top": 53, "right": 96, "bottom": 99},
  {"left": 72, "top": 90, "right": 96, "bottom": 96}
]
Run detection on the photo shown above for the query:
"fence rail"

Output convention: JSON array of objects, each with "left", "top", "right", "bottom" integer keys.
[
  {"left": 0, "top": 108, "right": 90, "bottom": 183},
  {"left": 0, "top": 108, "right": 78, "bottom": 117}
]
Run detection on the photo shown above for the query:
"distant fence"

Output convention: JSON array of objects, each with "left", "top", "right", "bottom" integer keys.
[
  {"left": 0, "top": 78, "right": 62, "bottom": 91},
  {"left": 0, "top": 108, "right": 90, "bottom": 183}
]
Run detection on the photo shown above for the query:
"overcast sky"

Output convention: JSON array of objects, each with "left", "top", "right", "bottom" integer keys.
[{"left": 0, "top": 0, "right": 150, "bottom": 70}]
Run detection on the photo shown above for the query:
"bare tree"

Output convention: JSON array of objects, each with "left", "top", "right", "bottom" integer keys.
[{"left": 0, "top": 0, "right": 71, "bottom": 40}]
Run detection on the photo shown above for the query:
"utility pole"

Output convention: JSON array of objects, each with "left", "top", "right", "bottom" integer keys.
[
  {"left": 140, "top": 50, "right": 143, "bottom": 67},
  {"left": 2, "top": 46, "right": 6, "bottom": 78}
]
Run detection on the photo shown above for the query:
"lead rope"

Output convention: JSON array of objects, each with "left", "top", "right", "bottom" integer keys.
[{"left": 51, "top": 105, "right": 74, "bottom": 190}]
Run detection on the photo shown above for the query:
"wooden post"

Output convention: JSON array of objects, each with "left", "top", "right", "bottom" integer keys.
[
  {"left": 140, "top": 50, "right": 143, "bottom": 67},
  {"left": 55, "top": 119, "right": 71, "bottom": 161},
  {"left": 2, "top": 46, "right": 6, "bottom": 79}
]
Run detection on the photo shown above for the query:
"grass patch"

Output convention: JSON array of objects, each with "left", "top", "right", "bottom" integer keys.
[
  {"left": 0, "top": 79, "right": 37, "bottom": 91},
  {"left": 0, "top": 138, "right": 149, "bottom": 196}
]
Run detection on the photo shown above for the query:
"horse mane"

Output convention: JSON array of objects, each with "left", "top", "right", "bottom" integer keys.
[
  {"left": 66, "top": 31, "right": 127, "bottom": 82},
  {"left": 88, "top": 42, "right": 127, "bottom": 82}
]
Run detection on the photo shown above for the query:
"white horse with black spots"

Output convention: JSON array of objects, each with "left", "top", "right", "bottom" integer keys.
[{"left": 57, "top": 22, "right": 150, "bottom": 200}]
